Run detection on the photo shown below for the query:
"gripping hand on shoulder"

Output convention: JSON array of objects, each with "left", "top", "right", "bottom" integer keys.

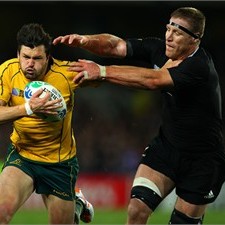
[{"left": 68, "top": 59, "right": 105, "bottom": 85}]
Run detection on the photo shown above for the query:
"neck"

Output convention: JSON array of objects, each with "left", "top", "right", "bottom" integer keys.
[{"left": 177, "top": 46, "right": 199, "bottom": 60}]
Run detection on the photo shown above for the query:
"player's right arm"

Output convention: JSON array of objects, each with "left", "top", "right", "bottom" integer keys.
[
  {"left": 53, "top": 33, "right": 127, "bottom": 58},
  {"left": 0, "top": 90, "right": 61, "bottom": 123},
  {"left": 0, "top": 99, "right": 28, "bottom": 122}
]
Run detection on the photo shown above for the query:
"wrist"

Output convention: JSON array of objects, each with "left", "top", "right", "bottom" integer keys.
[
  {"left": 99, "top": 65, "right": 106, "bottom": 79},
  {"left": 24, "top": 102, "right": 33, "bottom": 115},
  {"left": 80, "top": 35, "right": 89, "bottom": 47}
]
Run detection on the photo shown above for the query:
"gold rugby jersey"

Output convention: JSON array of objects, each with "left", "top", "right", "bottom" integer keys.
[{"left": 0, "top": 57, "right": 79, "bottom": 163}]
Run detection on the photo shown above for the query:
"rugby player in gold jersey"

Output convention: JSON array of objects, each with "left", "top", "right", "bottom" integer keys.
[{"left": 0, "top": 23, "right": 93, "bottom": 224}]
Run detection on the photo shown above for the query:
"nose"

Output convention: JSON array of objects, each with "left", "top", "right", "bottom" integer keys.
[
  {"left": 27, "top": 59, "right": 35, "bottom": 67},
  {"left": 166, "top": 30, "right": 173, "bottom": 41}
]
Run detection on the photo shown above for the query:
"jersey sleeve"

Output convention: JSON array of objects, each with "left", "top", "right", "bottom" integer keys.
[
  {"left": 0, "top": 60, "right": 16, "bottom": 103},
  {"left": 126, "top": 37, "right": 166, "bottom": 66},
  {"left": 168, "top": 53, "right": 209, "bottom": 91}
]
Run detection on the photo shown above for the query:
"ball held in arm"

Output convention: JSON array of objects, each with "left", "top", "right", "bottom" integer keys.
[{"left": 24, "top": 81, "right": 67, "bottom": 122}]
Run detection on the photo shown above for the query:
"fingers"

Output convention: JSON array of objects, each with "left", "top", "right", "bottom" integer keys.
[
  {"left": 69, "top": 60, "right": 103, "bottom": 85},
  {"left": 36, "top": 99, "right": 62, "bottom": 115},
  {"left": 67, "top": 61, "right": 85, "bottom": 72},
  {"left": 73, "top": 72, "right": 86, "bottom": 84},
  {"left": 45, "top": 98, "right": 62, "bottom": 108},
  {"left": 69, "top": 61, "right": 91, "bottom": 75},
  {"left": 52, "top": 34, "right": 85, "bottom": 46},
  {"left": 52, "top": 36, "right": 63, "bottom": 45},
  {"left": 29, "top": 89, "right": 62, "bottom": 113},
  {"left": 32, "top": 99, "right": 63, "bottom": 115},
  {"left": 78, "top": 59, "right": 94, "bottom": 63},
  {"left": 32, "top": 88, "right": 45, "bottom": 97},
  {"left": 68, "top": 59, "right": 95, "bottom": 71},
  {"left": 32, "top": 88, "right": 50, "bottom": 100},
  {"left": 52, "top": 35, "right": 73, "bottom": 45}
]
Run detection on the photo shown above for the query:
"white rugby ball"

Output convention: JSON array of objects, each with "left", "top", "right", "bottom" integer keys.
[{"left": 24, "top": 81, "right": 67, "bottom": 122}]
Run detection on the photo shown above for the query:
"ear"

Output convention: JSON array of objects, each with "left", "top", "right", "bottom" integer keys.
[
  {"left": 194, "top": 38, "right": 199, "bottom": 43},
  {"left": 194, "top": 33, "right": 201, "bottom": 41},
  {"left": 194, "top": 38, "right": 201, "bottom": 45}
]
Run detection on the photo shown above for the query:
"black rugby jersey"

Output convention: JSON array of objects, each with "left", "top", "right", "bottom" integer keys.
[{"left": 126, "top": 37, "right": 224, "bottom": 153}]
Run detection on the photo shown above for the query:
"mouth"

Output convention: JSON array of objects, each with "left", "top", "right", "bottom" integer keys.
[
  {"left": 166, "top": 43, "right": 174, "bottom": 50},
  {"left": 24, "top": 68, "right": 36, "bottom": 79},
  {"left": 26, "top": 68, "right": 35, "bottom": 75}
]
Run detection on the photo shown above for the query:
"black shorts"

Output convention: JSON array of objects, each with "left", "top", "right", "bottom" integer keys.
[
  {"left": 3, "top": 144, "right": 79, "bottom": 201},
  {"left": 140, "top": 135, "right": 225, "bottom": 205}
]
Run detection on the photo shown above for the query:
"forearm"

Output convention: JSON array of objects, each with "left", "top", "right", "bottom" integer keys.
[
  {"left": 80, "top": 34, "right": 126, "bottom": 58},
  {"left": 0, "top": 104, "right": 27, "bottom": 122},
  {"left": 104, "top": 65, "right": 159, "bottom": 90}
]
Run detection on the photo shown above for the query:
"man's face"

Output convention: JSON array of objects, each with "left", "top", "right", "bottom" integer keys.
[
  {"left": 165, "top": 17, "right": 197, "bottom": 60},
  {"left": 18, "top": 45, "right": 49, "bottom": 80}
]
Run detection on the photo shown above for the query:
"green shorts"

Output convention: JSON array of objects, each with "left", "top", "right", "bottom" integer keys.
[{"left": 3, "top": 144, "right": 79, "bottom": 201}]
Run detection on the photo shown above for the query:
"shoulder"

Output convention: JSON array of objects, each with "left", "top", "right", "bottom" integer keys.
[
  {"left": 46, "top": 58, "right": 79, "bottom": 90},
  {"left": 181, "top": 48, "right": 211, "bottom": 75},
  {"left": 50, "top": 58, "right": 76, "bottom": 76},
  {"left": 168, "top": 48, "right": 214, "bottom": 89},
  {"left": 0, "top": 58, "right": 20, "bottom": 79},
  {"left": 51, "top": 58, "right": 71, "bottom": 69},
  {"left": 127, "top": 37, "right": 164, "bottom": 45},
  {"left": 0, "top": 58, "right": 19, "bottom": 69},
  {"left": 127, "top": 37, "right": 164, "bottom": 49},
  {"left": 126, "top": 37, "right": 165, "bottom": 61}
]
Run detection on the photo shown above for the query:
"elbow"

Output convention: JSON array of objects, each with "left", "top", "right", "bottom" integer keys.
[{"left": 145, "top": 79, "right": 160, "bottom": 90}]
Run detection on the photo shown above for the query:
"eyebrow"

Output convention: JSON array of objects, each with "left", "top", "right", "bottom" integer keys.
[{"left": 169, "top": 21, "right": 199, "bottom": 39}]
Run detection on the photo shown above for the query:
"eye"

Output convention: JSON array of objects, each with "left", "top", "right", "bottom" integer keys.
[
  {"left": 166, "top": 25, "right": 170, "bottom": 31},
  {"left": 23, "top": 55, "right": 30, "bottom": 59},
  {"left": 33, "top": 56, "right": 43, "bottom": 60}
]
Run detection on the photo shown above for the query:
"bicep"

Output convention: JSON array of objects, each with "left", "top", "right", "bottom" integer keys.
[
  {"left": 149, "top": 69, "right": 174, "bottom": 90},
  {"left": 105, "top": 37, "right": 127, "bottom": 58}
]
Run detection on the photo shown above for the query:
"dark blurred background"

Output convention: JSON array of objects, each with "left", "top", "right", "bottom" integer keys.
[{"left": 0, "top": 1, "right": 225, "bottom": 174}]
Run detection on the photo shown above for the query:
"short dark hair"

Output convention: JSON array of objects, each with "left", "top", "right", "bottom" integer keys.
[
  {"left": 171, "top": 7, "right": 205, "bottom": 39},
  {"left": 17, "top": 23, "right": 52, "bottom": 56}
]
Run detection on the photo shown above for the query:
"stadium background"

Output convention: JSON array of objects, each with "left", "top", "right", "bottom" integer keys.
[{"left": 0, "top": 1, "right": 225, "bottom": 224}]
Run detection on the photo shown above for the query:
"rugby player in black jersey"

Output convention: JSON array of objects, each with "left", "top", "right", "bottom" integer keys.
[{"left": 54, "top": 7, "right": 225, "bottom": 224}]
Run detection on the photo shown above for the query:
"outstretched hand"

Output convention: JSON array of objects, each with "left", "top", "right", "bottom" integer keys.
[{"left": 52, "top": 34, "right": 88, "bottom": 47}]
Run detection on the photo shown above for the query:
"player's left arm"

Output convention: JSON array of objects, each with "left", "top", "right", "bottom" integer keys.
[{"left": 68, "top": 59, "right": 183, "bottom": 90}]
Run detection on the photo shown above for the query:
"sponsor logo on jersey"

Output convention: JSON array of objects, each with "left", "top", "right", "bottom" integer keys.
[
  {"left": 12, "top": 88, "right": 24, "bottom": 97},
  {"left": 204, "top": 190, "right": 214, "bottom": 199},
  {"left": 9, "top": 159, "right": 22, "bottom": 166}
]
